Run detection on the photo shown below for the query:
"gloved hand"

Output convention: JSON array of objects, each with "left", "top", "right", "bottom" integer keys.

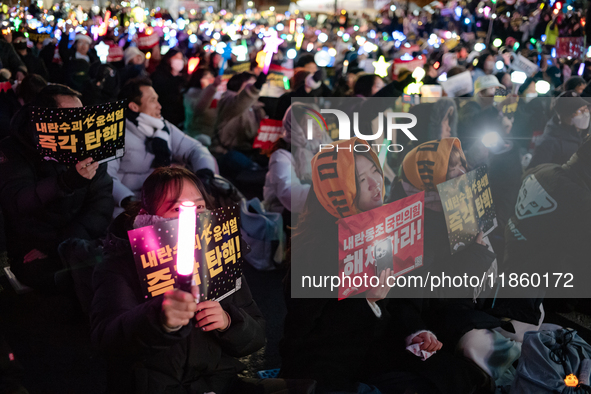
[{"left": 254, "top": 71, "right": 268, "bottom": 90}]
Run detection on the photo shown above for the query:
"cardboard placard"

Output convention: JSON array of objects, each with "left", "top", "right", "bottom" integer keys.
[
  {"left": 510, "top": 53, "right": 539, "bottom": 76},
  {"left": 32, "top": 101, "right": 126, "bottom": 165},
  {"left": 253, "top": 119, "right": 283, "bottom": 150},
  {"left": 439, "top": 70, "right": 473, "bottom": 97},
  {"left": 337, "top": 193, "right": 425, "bottom": 300},
  {"left": 555, "top": 37, "right": 585, "bottom": 59},
  {"left": 128, "top": 205, "right": 243, "bottom": 301},
  {"left": 437, "top": 167, "right": 498, "bottom": 255}
]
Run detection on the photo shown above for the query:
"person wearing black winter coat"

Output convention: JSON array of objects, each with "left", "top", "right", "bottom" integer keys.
[
  {"left": 90, "top": 168, "right": 267, "bottom": 394},
  {"left": 0, "top": 84, "right": 113, "bottom": 291},
  {"left": 497, "top": 137, "right": 591, "bottom": 324},
  {"left": 150, "top": 49, "right": 187, "bottom": 128},
  {"left": 528, "top": 91, "right": 590, "bottom": 169}
]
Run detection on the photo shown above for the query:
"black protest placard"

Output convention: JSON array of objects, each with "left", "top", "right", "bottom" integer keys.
[
  {"left": 437, "top": 166, "right": 498, "bottom": 254},
  {"left": 27, "top": 31, "right": 51, "bottom": 44},
  {"left": 128, "top": 205, "right": 243, "bottom": 301},
  {"left": 31, "top": 101, "right": 126, "bottom": 165}
]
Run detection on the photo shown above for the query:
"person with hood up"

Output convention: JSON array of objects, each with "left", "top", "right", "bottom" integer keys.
[
  {"left": 91, "top": 167, "right": 272, "bottom": 394},
  {"left": 0, "top": 84, "right": 113, "bottom": 292},
  {"left": 107, "top": 77, "right": 217, "bottom": 218},
  {"left": 150, "top": 48, "right": 187, "bottom": 128},
  {"left": 528, "top": 91, "right": 590, "bottom": 169},
  {"left": 282, "top": 138, "right": 491, "bottom": 394},
  {"left": 387, "top": 138, "right": 525, "bottom": 388}
]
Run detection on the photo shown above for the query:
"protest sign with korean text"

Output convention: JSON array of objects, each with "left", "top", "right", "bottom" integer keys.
[
  {"left": 253, "top": 119, "right": 283, "bottom": 150},
  {"left": 337, "top": 192, "right": 424, "bottom": 300},
  {"left": 128, "top": 205, "right": 243, "bottom": 301},
  {"left": 31, "top": 101, "right": 126, "bottom": 165},
  {"left": 437, "top": 166, "right": 498, "bottom": 255}
]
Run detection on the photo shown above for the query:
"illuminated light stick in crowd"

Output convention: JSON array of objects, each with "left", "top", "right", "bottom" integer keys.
[
  {"left": 372, "top": 56, "right": 391, "bottom": 78},
  {"left": 511, "top": 71, "right": 527, "bottom": 94},
  {"left": 188, "top": 57, "right": 200, "bottom": 74},
  {"left": 295, "top": 32, "right": 304, "bottom": 50},
  {"left": 218, "top": 44, "right": 233, "bottom": 76},
  {"left": 176, "top": 201, "right": 197, "bottom": 293},
  {"left": 262, "top": 30, "right": 284, "bottom": 74},
  {"left": 97, "top": 10, "right": 110, "bottom": 37},
  {"left": 256, "top": 50, "right": 266, "bottom": 69}
]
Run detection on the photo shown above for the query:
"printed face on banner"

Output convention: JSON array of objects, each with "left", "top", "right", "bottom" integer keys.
[
  {"left": 338, "top": 192, "right": 425, "bottom": 299},
  {"left": 128, "top": 205, "right": 243, "bottom": 301},
  {"left": 32, "top": 101, "right": 126, "bottom": 164}
]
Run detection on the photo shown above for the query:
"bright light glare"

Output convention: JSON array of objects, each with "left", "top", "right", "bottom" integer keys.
[
  {"left": 482, "top": 131, "right": 502, "bottom": 149},
  {"left": 176, "top": 201, "right": 196, "bottom": 276}
]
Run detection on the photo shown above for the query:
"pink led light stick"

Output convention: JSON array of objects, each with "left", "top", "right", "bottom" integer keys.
[
  {"left": 176, "top": 201, "right": 197, "bottom": 292},
  {"left": 262, "top": 30, "right": 284, "bottom": 74}
]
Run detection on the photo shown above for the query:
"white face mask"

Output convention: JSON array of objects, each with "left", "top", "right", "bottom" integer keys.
[
  {"left": 170, "top": 58, "right": 184, "bottom": 73},
  {"left": 572, "top": 112, "right": 591, "bottom": 130}
]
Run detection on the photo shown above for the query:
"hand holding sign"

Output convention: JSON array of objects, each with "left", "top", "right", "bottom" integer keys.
[
  {"left": 366, "top": 268, "right": 393, "bottom": 303},
  {"left": 195, "top": 301, "right": 230, "bottom": 332},
  {"left": 76, "top": 158, "right": 99, "bottom": 179}
]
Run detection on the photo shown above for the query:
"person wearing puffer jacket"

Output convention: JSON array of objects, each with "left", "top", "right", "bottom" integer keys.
[
  {"left": 212, "top": 71, "right": 267, "bottom": 154},
  {"left": 108, "top": 77, "right": 218, "bottom": 218},
  {"left": 263, "top": 103, "right": 333, "bottom": 225}
]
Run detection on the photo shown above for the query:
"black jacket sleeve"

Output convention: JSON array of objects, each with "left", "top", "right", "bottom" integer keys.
[
  {"left": 214, "top": 276, "right": 266, "bottom": 358},
  {"left": 59, "top": 164, "right": 113, "bottom": 241},
  {"left": 528, "top": 138, "right": 558, "bottom": 169},
  {"left": 0, "top": 147, "right": 78, "bottom": 217},
  {"left": 90, "top": 250, "right": 192, "bottom": 358}
]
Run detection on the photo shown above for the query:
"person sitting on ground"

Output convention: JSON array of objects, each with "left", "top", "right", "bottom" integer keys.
[
  {"left": 183, "top": 67, "right": 221, "bottom": 143},
  {"left": 108, "top": 77, "right": 218, "bottom": 218},
  {"left": 282, "top": 138, "right": 490, "bottom": 394},
  {"left": 0, "top": 84, "right": 113, "bottom": 292},
  {"left": 91, "top": 166, "right": 270, "bottom": 394}
]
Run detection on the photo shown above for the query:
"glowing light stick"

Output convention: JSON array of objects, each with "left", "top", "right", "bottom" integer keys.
[
  {"left": 97, "top": 10, "right": 110, "bottom": 37},
  {"left": 372, "top": 56, "right": 391, "bottom": 78},
  {"left": 176, "top": 201, "right": 197, "bottom": 292},
  {"left": 219, "top": 44, "right": 233, "bottom": 76},
  {"left": 262, "top": 30, "right": 284, "bottom": 74},
  {"left": 188, "top": 57, "right": 200, "bottom": 74}
]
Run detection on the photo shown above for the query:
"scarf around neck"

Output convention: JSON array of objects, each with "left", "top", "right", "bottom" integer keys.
[{"left": 136, "top": 112, "right": 172, "bottom": 168}]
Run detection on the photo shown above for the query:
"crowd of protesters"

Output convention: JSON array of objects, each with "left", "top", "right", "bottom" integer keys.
[{"left": 0, "top": 0, "right": 591, "bottom": 392}]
